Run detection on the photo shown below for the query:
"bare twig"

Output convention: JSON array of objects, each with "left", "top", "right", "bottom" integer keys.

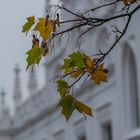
[{"left": 46, "top": 2, "right": 140, "bottom": 91}]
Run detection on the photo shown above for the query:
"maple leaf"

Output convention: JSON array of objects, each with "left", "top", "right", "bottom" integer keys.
[
  {"left": 75, "top": 100, "right": 93, "bottom": 117},
  {"left": 70, "top": 68, "right": 85, "bottom": 78},
  {"left": 122, "top": 0, "right": 136, "bottom": 5},
  {"left": 56, "top": 80, "right": 69, "bottom": 97},
  {"left": 90, "top": 64, "right": 108, "bottom": 85},
  {"left": 83, "top": 54, "right": 108, "bottom": 85},
  {"left": 34, "top": 18, "right": 56, "bottom": 40},
  {"left": 59, "top": 95, "right": 93, "bottom": 121},
  {"left": 61, "top": 52, "right": 86, "bottom": 74},
  {"left": 60, "top": 58, "right": 73, "bottom": 74},
  {"left": 83, "top": 54, "right": 96, "bottom": 73},
  {"left": 26, "top": 46, "right": 43, "bottom": 70},
  {"left": 69, "top": 52, "right": 86, "bottom": 68},
  {"left": 59, "top": 95, "right": 75, "bottom": 121},
  {"left": 22, "top": 16, "right": 35, "bottom": 35}
]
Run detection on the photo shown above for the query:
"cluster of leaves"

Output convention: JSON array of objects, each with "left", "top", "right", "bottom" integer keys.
[
  {"left": 22, "top": 0, "right": 137, "bottom": 71},
  {"left": 56, "top": 52, "right": 108, "bottom": 120},
  {"left": 22, "top": 15, "right": 59, "bottom": 70},
  {"left": 60, "top": 52, "right": 108, "bottom": 85},
  {"left": 22, "top": 0, "right": 139, "bottom": 120},
  {"left": 57, "top": 80, "right": 92, "bottom": 121}
]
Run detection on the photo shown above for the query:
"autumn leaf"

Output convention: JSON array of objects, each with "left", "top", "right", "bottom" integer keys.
[
  {"left": 90, "top": 64, "right": 108, "bottom": 85},
  {"left": 59, "top": 95, "right": 75, "bottom": 121},
  {"left": 26, "top": 46, "right": 43, "bottom": 70},
  {"left": 59, "top": 95, "right": 93, "bottom": 121},
  {"left": 61, "top": 52, "right": 86, "bottom": 74},
  {"left": 60, "top": 58, "right": 73, "bottom": 74},
  {"left": 34, "top": 18, "right": 45, "bottom": 30},
  {"left": 75, "top": 100, "right": 93, "bottom": 117},
  {"left": 70, "top": 68, "right": 85, "bottom": 78},
  {"left": 56, "top": 80, "right": 69, "bottom": 97},
  {"left": 69, "top": 52, "right": 86, "bottom": 68},
  {"left": 22, "top": 16, "right": 35, "bottom": 35},
  {"left": 83, "top": 54, "right": 96, "bottom": 73},
  {"left": 83, "top": 54, "right": 108, "bottom": 85},
  {"left": 122, "top": 0, "right": 136, "bottom": 5},
  {"left": 34, "top": 18, "right": 56, "bottom": 40}
]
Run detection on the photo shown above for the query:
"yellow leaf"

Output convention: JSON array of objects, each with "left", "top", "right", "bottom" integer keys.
[
  {"left": 34, "top": 18, "right": 45, "bottom": 30},
  {"left": 75, "top": 100, "right": 93, "bottom": 117},
  {"left": 70, "top": 68, "right": 85, "bottom": 78},
  {"left": 34, "top": 18, "right": 56, "bottom": 40},
  {"left": 83, "top": 54, "right": 96, "bottom": 73},
  {"left": 91, "top": 64, "right": 108, "bottom": 85}
]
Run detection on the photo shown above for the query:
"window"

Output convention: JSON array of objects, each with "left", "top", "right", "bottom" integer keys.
[
  {"left": 102, "top": 122, "right": 112, "bottom": 140},
  {"left": 74, "top": 119, "right": 86, "bottom": 140},
  {"left": 77, "top": 134, "right": 86, "bottom": 140},
  {"left": 122, "top": 44, "right": 139, "bottom": 129},
  {"left": 97, "top": 104, "right": 113, "bottom": 140}
]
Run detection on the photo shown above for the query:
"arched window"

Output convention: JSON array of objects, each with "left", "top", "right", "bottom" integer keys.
[{"left": 122, "top": 44, "right": 139, "bottom": 129}]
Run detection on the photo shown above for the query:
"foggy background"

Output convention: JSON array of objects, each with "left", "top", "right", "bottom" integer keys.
[{"left": 0, "top": 0, "right": 45, "bottom": 112}]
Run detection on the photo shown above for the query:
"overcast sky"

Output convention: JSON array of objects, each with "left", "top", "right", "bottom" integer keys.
[{"left": 0, "top": 0, "right": 45, "bottom": 111}]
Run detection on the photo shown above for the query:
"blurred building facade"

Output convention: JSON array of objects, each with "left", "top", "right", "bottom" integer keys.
[{"left": 0, "top": 0, "right": 140, "bottom": 140}]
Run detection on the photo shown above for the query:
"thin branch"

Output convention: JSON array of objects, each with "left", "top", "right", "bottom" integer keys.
[
  {"left": 46, "top": 2, "right": 140, "bottom": 91},
  {"left": 58, "top": 5, "right": 85, "bottom": 19},
  {"left": 83, "top": 0, "right": 120, "bottom": 14}
]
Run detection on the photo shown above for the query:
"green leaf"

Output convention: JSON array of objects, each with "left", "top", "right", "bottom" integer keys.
[
  {"left": 58, "top": 95, "right": 93, "bottom": 121},
  {"left": 59, "top": 95, "right": 75, "bottom": 121},
  {"left": 26, "top": 46, "right": 43, "bottom": 70},
  {"left": 56, "top": 80, "right": 69, "bottom": 97},
  {"left": 69, "top": 52, "right": 86, "bottom": 68},
  {"left": 22, "top": 16, "right": 35, "bottom": 35},
  {"left": 61, "top": 52, "right": 86, "bottom": 74},
  {"left": 60, "top": 58, "right": 72, "bottom": 74}
]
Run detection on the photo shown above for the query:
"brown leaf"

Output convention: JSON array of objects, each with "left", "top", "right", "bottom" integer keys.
[
  {"left": 122, "top": 0, "right": 136, "bottom": 5},
  {"left": 70, "top": 68, "right": 85, "bottom": 78},
  {"left": 91, "top": 64, "right": 108, "bottom": 85},
  {"left": 83, "top": 54, "right": 96, "bottom": 73}
]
